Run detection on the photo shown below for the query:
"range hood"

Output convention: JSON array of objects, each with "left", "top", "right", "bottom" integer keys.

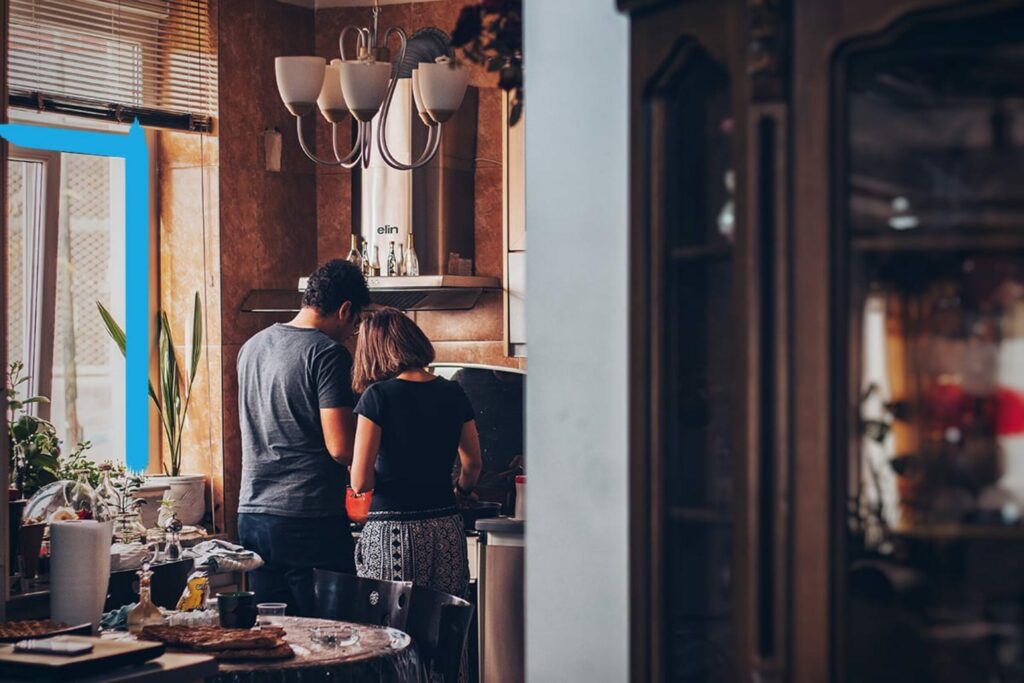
[{"left": 242, "top": 275, "right": 501, "bottom": 313}]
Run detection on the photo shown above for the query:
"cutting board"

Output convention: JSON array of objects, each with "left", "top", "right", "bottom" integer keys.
[{"left": 0, "top": 636, "right": 165, "bottom": 681}]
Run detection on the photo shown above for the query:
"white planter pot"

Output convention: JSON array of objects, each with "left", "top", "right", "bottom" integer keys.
[
  {"left": 146, "top": 474, "right": 207, "bottom": 526},
  {"left": 131, "top": 484, "right": 171, "bottom": 528}
]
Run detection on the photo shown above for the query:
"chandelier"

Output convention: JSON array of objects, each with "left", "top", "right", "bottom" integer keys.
[{"left": 274, "top": 2, "right": 469, "bottom": 171}]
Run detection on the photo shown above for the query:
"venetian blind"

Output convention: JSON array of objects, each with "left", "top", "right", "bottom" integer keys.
[{"left": 9, "top": 0, "right": 216, "bottom": 131}]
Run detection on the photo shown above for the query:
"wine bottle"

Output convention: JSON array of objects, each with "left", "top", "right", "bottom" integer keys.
[
  {"left": 347, "top": 234, "right": 363, "bottom": 270},
  {"left": 386, "top": 241, "right": 398, "bottom": 277},
  {"left": 371, "top": 246, "right": 381, "bottom": 277},
  {"left": 405, "top": 234, "right": 420, "bottom": 277}
]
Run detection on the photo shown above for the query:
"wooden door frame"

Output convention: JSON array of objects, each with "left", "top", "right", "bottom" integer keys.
[{"left": 619, "top": 1, "right": 755, "bottom": 680}]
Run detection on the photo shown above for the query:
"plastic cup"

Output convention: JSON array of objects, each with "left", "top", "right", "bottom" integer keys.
[{"left": 257, "top": 602, "right": 287, "bottom": 628}]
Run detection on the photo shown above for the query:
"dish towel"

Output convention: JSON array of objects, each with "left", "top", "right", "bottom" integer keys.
[{"left": 183, "top": 539, "right": 263, "bottom": 573}]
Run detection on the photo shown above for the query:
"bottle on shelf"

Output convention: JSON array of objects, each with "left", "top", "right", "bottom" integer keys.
[
  {"left": 404, "top": 234, "right": 420, "bottom": 277},
  {"left": 371, "top": 246, "right": 381, "bottom": 277},
  {"left": 386, "top": 241, "right": 398, "bottom": 277},
  {"left": 127, "top": 563, "right": 165, "bottom": 633},
  {"left": 360, "top": 237, "right": 371, "bottom": 277},
  {"left": 347, "top": 234, "right": 363, "bottom": 270},
  {"left": 396, "top": 242, "right": 405, "bottom": 276}
]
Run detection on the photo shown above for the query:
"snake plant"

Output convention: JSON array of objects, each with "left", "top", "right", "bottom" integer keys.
[{"left": 96, "top": 293, "right": 202, "bottom": 476}]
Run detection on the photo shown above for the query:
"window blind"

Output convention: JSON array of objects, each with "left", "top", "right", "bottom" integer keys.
[{"left": 9, "top": 0, "right": 216, "bottom": 131}]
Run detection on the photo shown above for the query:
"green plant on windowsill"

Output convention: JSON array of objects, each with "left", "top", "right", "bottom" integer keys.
[
  {"left": 96, "top": 293, "right": 203, "bottom": 478},
  {"left": 7, "top": 361, "right": 60, "bottom": 499}
]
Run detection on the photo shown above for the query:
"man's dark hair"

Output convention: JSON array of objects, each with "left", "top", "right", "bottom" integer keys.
[{"left": 302, "top": 259, "right": 371, "bottom": 315}]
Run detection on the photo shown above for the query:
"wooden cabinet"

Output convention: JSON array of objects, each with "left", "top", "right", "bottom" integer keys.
[{"left": 621, "top": 0, "right": 1024, "bottom": 680}]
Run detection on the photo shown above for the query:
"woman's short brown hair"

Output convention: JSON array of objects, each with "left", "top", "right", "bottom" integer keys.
[{"left": 352, "top": 308, "right": 436, "bottom": 393}]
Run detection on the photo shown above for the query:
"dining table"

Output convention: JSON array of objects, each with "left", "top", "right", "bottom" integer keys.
[{"left": 104, "top": 616, "right": 419, "bottom": 683}]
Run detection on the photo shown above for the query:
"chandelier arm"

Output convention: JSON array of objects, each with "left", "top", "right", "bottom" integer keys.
[
  {"left": 362, "top": 119, "right": 373, "bottom": 169},
  {"left": 333, "top": 120, "right": 364, "bottom": 166},
  {"left": 339, "top": 122, "right": 365, "bottom": 169},
  {"left": 338, "top": 25, "right": 367, "bottom": 62},
  {"left": 376, "top": 27, "right": 440, "bottom": 169},
  {"left": 296, "top": 115, "right": 343, "bottom": 166}
]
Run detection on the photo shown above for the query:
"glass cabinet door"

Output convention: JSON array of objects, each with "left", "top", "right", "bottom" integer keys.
[
  {"left": 647, "top": 43, "right": 736, "bottom": 681},
  {"left": 838, "top": 7, "right": 1024, "bottom": 681}
]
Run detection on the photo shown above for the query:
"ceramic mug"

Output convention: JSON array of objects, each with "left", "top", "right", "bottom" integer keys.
[{"left": 217, "top": 591, "right": 257, "bottom": 629}]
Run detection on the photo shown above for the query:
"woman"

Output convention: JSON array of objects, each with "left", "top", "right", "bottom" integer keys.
[{"left": 350, "top": 308, "right": 482, "bottom": 598}]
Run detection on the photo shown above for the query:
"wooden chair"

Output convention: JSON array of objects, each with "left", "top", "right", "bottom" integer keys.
[
  {"left": 406, "top": 584, "right": 475, "bottom": 683},
  {"left": 313, "top": 569, "right": 412, "bottom": 630}
]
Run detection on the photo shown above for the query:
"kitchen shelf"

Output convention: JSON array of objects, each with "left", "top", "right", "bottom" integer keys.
[{"left": 242, "top": 275, "right": 502, "bottom": 313}]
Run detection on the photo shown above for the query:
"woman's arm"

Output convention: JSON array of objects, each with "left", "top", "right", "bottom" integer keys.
[
  {"left": 351, "top": 415, "right": 382, "bottom": 494},
  {"left": 456, "top": 420, "right": 483, "bottom": 493}
]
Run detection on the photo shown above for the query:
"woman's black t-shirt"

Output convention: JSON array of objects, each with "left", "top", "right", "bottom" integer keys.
[{"left": 354, "top": 377, "right": 475, "bottom": 514}]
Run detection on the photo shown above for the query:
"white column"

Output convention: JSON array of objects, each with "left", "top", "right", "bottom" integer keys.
[{"left": 524, "top": 1, "right": 630, "bottom": 681}]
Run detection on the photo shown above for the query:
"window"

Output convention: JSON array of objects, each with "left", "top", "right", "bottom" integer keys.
[
  {"left": 9, "top": 0, "right": 216, "bottom": 131},
  {"left": 7, "top": 147, "right": 127, "bottom": 462}
]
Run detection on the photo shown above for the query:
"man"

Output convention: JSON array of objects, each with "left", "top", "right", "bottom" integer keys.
[{"left": 236, "top": 259, "right": 370, "bottom": 616}]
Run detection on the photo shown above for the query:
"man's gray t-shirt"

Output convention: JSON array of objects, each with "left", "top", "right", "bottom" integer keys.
[{"left": 237, "top": 324, "right": 354, "bottom": 518}]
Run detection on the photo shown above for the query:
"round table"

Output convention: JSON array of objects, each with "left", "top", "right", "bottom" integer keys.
[{"left": 208, "top": 616, "right": 417, "bottom": 683}]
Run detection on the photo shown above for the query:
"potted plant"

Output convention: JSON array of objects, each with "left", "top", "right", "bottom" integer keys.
[
  {"left": 451, "top": 0, "right": 523, "bottom": 125},
  {"left": 97, "top": 293, "right": 207, "bottom": 525}
]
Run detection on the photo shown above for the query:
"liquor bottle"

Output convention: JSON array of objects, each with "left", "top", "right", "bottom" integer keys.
[
  {"left": 371, "top": 246, "right": 381, "bottom": 277},
  {"left": 386, "top": 241, "right": 398, "bottom": 277},
  {"left": 396, "top": 243, "right": 405, "bottom": 276},
  {"left": 128, "top": 563, "right": 165, "bottom": 633},
  {"left": 360, "top": 238, "right": 371, "bottom": 277},
  {"left": 404, "top": 234, "right": 420, "bottom": 277},
  {"left": 347, "top": 234, "right": 363, "bottom": 270}
]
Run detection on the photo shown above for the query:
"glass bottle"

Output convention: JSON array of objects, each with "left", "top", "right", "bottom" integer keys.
[
  {"left": 360, "top": 238, "right": 371, "bottom": 277},
  {"left": 347, "top": 234, "right": 363, "bottom": 270},
  {"left": 386, "top": 241, "right": 398, "bottom": 277},
  {"left": 371, "top": 246, "right": 381, "bottom": 277},
  {"left": 127, "top": 563, "right": 164, "bottom": 633},
  {"left": 96, "top": 464, "right": 119, "bottom": 512},
  {"left": 396, "top": 243, "right": 405, "bottom": 276},
  {"left": 404, "top": 234, "right": 420, "bottom": 277}
]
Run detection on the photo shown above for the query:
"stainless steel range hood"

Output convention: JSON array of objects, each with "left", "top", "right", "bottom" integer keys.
[{"left": 242, "top": 275, "right": 501, "bottom": 313}]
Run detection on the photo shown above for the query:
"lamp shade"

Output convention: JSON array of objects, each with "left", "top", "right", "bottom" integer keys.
[
  {"left": 410, "top": 67, "right": 434, "bottom": 126},
  {"left": 338, "top": 60, "right": 392, "bottom": 122},
  {"left": 275, "top": 56, "right": 326, "bottom": 117},
  {"left": 416, "top": 61, "right": 469, "bottom": 123},
  {"left": 318, "top": 59, "right": 348, "bottom": 123}
]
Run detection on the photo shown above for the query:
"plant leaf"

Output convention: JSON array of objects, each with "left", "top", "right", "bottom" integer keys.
[
  {"left": 21, "top": 396, "right": 49, "bottom": 405},
  {"left": 97, "top": 302, "right": 127, "bottom": 356},
  {"left": 189, "top": 292, "right": 203, "bottom": 385}
]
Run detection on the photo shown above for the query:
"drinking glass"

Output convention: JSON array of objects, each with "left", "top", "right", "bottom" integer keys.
[{"left": 257, "top": 602, "right": 287, "bottom": 628}]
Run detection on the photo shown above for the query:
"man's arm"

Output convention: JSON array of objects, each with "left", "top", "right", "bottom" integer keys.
[{"left": 321, "top": 407, "right": 356, "bottom": 465}]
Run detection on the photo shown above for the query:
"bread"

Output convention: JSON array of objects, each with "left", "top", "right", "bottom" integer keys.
[
  {"left": 0, "top": 620, "right": 68, "bottom": 639},
  {"left": 141, "top": 625, "right": 287, "bottom": 651}
]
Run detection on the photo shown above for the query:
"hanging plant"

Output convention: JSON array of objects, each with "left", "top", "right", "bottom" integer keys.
[{"left": 451, "top": 0, "right": 523, "bottom": 126}]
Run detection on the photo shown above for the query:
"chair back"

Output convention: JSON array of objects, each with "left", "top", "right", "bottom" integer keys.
[
  {"left": 406, "top": 584, "right": 475, "bottom": 683},
  {"left": 105, "top": 558, "right": 194, "bottom": 611},
  {"left": 313, "top": 569, "right": 412, "bottom": 630}
]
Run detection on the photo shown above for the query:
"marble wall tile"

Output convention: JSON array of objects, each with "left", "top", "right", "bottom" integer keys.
[
  {"left": 317, "top": 170, "right": 354, "bottom": 261},
  {"left": 433, "top": 341, "right": 523, "bottom": 369},
  {"left": 415, "top": 291, "right": 503, "bottom": 342}
]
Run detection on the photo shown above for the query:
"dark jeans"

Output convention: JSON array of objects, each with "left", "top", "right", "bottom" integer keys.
[{"left": 237, "top": 513, "right": 355, "bottom": 617}]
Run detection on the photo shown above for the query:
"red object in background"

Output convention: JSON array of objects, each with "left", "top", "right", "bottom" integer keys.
[
  {"left": 925, "top": 382, "right": 969, "bottom": 432},
  {"left": 346, "top": 487, "right": 372, "bottom": 525},
  {"left": 996, "top": 386, "right": 1024, "bottom": 436}
]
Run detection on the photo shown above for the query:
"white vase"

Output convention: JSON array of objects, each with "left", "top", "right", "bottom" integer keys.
[
  {"left": 131, "top": 483, "right": 171, "bottom": 528},
  {"left": 146, "top": 474, "right": 207, "bottom": 526}
]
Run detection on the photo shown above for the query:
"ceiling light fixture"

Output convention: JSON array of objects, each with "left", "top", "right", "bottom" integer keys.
[{"left": 274, "top": 0, "right": 469, "bottom": 171}]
